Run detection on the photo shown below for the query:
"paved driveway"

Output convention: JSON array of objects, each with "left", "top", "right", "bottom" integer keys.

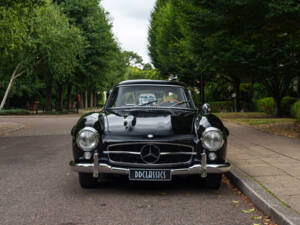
[
  {"left": 0, "top": 116, "right": 271, "bottom": 225},
  {"left": 0, "top": 115, "right": 79, "bottom": 136}
]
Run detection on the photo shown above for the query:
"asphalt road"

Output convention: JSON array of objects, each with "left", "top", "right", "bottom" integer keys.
[{"left": 0, "top": 116, "right": 270, "bottom": 225}]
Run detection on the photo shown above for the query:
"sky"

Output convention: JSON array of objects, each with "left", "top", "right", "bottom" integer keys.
[{"left": 101, "top": 0, "right": 156, "bottom": 64}]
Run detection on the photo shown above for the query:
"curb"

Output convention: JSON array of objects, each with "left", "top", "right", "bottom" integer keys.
[{"left": 226, "top": 165, "right": 300, "bottom": 225}]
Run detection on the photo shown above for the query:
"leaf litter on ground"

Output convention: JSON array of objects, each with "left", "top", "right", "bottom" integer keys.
[{"left": 242, "top": 208, "right": 255, "bottom": 213}]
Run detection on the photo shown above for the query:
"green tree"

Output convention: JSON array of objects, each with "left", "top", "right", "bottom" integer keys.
[
  {"left": 0, "top": 1, "right": 85, "bottom": 111},
  {"left": 33, "top": 3, "right": 85, "bottom": 111},
  {"left": 149, "top": 0, "right": 300, "bottom": 116},
  {"left": 57, "top": 0, "right": 125, "bottom": 109},
  {"left": 148, "top": 0, "right": 213, "bottom": 104},
  {"left": 0, "top": 0, "right": 43, "bottom": 110}
]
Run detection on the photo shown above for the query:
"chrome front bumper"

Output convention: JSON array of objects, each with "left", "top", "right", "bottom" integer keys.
[{"left": 69, "top": 161, "right": 231, "bottom": 177}]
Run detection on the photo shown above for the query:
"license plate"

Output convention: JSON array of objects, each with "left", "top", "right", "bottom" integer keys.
[{"left": 129, "top": 169, "right": 171, "bottom": 181}]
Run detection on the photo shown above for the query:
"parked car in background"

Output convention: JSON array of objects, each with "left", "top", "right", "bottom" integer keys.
[{"left": 70, "top": 80, "right": 231, "bottom": 189}]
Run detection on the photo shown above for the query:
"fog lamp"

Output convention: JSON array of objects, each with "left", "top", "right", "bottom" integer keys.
[
  {"left": 208, "top": 152, "right": 217, "bottom": 161},
  {"left": 84, "top": 152, "right": 92, "bottom": 160}
]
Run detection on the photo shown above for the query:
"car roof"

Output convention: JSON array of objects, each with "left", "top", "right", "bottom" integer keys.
[{"left": 117, "top": 79, "right": 183, "bottom": 86}]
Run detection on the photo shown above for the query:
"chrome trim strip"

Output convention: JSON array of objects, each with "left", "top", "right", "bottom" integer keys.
[
  {"left": 69, "top": 161, "right": 231, "bottom": 175},
  {"left": 107, "top": 142, "right": 194, "bottom": 149},
  {"left": 107, "top": 142, "right": 195, "bottom": 166},
  {"left": 108, "top": 159, "right": 192, "bottom": 168},
  {"left": 162, "top": 152, "right": 197, "bottom": 155},
  {"left": 104, "top": 151, "right": 141, "bottom": 155},
  {"left": 118, "top": 84, "right": 183, "bottom": 87},
  {"left": 103, "top": 151, "right": 197, "bottom": 156}
]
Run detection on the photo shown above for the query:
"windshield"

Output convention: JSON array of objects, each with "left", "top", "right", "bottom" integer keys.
[{"left": 106, "top": 85, "right": 194, "bottom": 109}]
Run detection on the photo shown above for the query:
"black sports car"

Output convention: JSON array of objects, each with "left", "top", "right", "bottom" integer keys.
[{"left": 70, "top": 79, "right": 231, "bottom": 189}]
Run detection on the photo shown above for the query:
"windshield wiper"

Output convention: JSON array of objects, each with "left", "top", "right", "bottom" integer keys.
[
  {"left": 168, "top": 101, "right": 189, "bottom": 108},
  {"left": 138, "top": 100, "right": 157, "bottom": 106}
]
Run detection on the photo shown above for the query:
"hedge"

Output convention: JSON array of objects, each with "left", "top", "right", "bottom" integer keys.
[
  {"left": 281, "top": 97, "right": 298, "bottom": 116},
  {"left": 256, "top": 97, "right": 275, "bottom": 115},
  {"left": 256, "top": 97, "right": 299, "bottom": 116},
  {"left": 0, "top": 109, "right": 31, "bottom": 115},
  {"left": 291, "top": 100, "right": 300, "bottom": 121},
  {"left": 209, "top": 101, "right": 249, "bottom": 112},
  {"left": 209, "top": 101, "right": 233, "bottom": 112}
]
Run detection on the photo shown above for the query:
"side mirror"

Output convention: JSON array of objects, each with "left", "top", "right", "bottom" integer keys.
[{"left": 202, "top": 103, "right": 211, "bottom": 115}]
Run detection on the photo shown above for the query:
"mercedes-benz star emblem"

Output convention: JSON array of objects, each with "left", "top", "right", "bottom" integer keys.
[{"left": 140, "top": 144, "right": 160, "bottom": 164}]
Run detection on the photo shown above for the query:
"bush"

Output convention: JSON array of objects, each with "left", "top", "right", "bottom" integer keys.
[
  {"left": 0, "top": 109, "right": 31, "bottom": 115},
  {"left": 209, "top": 101, "right": 234, "bottom": 112},
  {"left": 291, "top": 100, "right": 300, "bottom": 121},
  {"left": 256, "top": 97, "right": 299, "bottom": 116},
  {"left": 209, "top": 101, "right": 250, "bottom": 112},
  {"left": 256, "top": 97, "right": 275, "bottom": 115},
  {"left": 281, "top": 97, "right": 298, "bottom": 116}
]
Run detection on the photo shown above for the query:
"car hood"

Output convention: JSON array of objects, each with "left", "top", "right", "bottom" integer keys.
[{"left": 104, "top": 109, "right": 196, "bottom": 139}]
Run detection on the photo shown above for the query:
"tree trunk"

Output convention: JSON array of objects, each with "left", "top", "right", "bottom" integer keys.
[
  {"left": 45, "top": 74, "right": 53, "bottom": 112},
  {"left": 94, "top": 92, "right": 97, "bottom": 107},
  {"left": 0, "top": 63, "right": 23, "bottom": 110},
  {"left": 90, "top": 91, "right": 93, "bottom": 108},
  {"left": 80, "top": 91, "right": 84, "bottom": 108},
  {"left": 274, "top": 95, "right": 282, "bottom": 117},
  {"left": 297, "top": 76, "right": 300, "bottom": 98},
  {"left": 0, "top": 72, "right": 15, "bottom": 111},
  {"left": 56, "top": 83, "right": 63, "bottom": 111},
  {"left": 85, "top": 89, "right": 88, "bottom": 109},
  {"left": 66, "top": 83, "right": 72, "bottom": 111},
  {"left": 234, "top": 79, "right": 240, "bottom": 112}
]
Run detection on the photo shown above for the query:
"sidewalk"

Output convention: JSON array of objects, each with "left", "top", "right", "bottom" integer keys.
[{"left": 225, "top": 121, "right": 300, "bottom": 214}]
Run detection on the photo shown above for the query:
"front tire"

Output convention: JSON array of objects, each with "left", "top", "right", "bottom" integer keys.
[
  {"left": 205, "top": 174, "right": 222, "bottom": 189},
  {"left": 78, "top": 173, "right": 98, "bottom": 189}
]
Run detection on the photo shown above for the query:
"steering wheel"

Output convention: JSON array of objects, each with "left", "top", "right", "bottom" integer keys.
[{"left": 158, "top": 99, "right": 180, "bottom": 106}]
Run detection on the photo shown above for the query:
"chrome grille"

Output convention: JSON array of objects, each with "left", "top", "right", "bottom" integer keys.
[{"left": 104, "top": 142, "right": 195, "bottom": 167}]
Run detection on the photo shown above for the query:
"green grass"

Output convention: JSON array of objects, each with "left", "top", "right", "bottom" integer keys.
[
  {"left": 232, "top": 118, "right": 295, "bottom": 126},
  {"left": 0, "top": 109, "right": 31, "bottom": 115},
  {"left": 39, "top": 110, "right": 75, "bottom": 115},
  {"left": 215, "top": 112, "right": 270, "bottom": 119},
  {"left": 214, "top": 112, "right": 296, "bottom": 126}
]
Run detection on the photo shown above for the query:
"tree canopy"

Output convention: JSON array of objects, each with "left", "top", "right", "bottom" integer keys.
[
  {"left": 0, "top": 0, "right": 127, "bottom": 111},
  {"left": 148, "top": 0, "right": 300, "bottom": 116}
]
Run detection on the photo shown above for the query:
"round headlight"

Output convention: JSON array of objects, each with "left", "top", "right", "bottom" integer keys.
[
  {"left": 201, "top": 127, "right": 224, "bottom": 151},
  {"left": 76, "top": 127, "right": 99, "bottom": 151}
]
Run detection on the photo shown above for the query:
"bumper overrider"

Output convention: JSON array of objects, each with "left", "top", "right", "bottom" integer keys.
[{"left": 69, "top": 152, "right": 231, "bottom": 178}]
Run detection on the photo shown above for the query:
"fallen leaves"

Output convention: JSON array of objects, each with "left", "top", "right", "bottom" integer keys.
[
  {"left": 232, "top": 200, "right": 240, "bottom": 207},
  {"left": 242, "top": 208, "right": 255, "bottom": 214},
  {"left": 251, "top": 216, "right": 262, "bottom": 220}
]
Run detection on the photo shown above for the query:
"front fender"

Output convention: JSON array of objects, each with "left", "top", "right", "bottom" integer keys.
[
  {"left": 71, "top": 112, "right": 105, "bottom": 161},
  {"left": 195, "top": 113, "right": 229, "bottom": 163}
]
